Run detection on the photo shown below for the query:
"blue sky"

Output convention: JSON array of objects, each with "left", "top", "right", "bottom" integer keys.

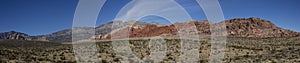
[{"left": 0, "top": 0, "right": 299, "bottom": 36}]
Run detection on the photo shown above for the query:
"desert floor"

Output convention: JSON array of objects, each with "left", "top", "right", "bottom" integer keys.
[{"left": 1, "top": 37, "right": 300, "bottom": 63}]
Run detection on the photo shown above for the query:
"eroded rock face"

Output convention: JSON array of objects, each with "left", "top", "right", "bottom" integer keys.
[
  {"left": 0, "top": 31, "right": 31, "bottom": 40},
  {"left": 225, "top": 18, "right": 299, "bottom": 37},
  {"left": 94, "top": 18, "right": 299, "bottom": 40}
]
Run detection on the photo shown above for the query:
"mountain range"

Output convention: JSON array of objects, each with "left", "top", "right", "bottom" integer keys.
[{"left": 0, "top": 18, "right": 299, "bottom": 42}]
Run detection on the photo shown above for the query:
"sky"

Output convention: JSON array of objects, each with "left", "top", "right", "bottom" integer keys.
[{"left": 0, "top": 0, "right": 299, "bottom": 36}]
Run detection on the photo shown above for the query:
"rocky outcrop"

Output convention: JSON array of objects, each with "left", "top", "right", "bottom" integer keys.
[
  {"left": 94, "top": 18, "right": 300, "bottom": 40},
  {"left": 193, "top": 18, "right": 300, "bottom": 37},
  {"left": 0, "top": 31, "right": 32, "bottom": 40},
  {"left": 225, "top": 18, "right": 299, "bottom": 37}
]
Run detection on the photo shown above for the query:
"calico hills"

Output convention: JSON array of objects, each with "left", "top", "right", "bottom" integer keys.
[{"left": 0, "top": 18, "right": 299, "bottom": 42}]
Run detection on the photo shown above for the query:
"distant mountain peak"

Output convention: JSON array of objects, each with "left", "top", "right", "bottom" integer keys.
[{"left": 0, "top": 31, "right": 31, "bottom": 40}]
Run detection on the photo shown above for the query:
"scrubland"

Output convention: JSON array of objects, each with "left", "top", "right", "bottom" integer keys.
[{"left": 1, "top": 37, "right": 300, "bottom": 63}]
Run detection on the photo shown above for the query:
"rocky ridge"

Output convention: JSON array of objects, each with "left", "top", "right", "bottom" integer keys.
[
  {"left": 225, "top": 18, "right": 299, "bottom": 37},
  {"left": 93, "top": 18, "right": 300, "bottom": 40}
]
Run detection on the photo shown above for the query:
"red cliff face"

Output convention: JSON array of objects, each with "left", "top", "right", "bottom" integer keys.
[
  {"left": 130, "top": 25, "right": 177, "bottom": 37},
  {"left": 92, "top": 18, "right": 300, "bottom": 40}
]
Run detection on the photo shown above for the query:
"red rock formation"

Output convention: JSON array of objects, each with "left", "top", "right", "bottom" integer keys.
[
  {"left": 92, "top": 18, "right": 300, "bottom": 40},
  {"left": 225, "top": 18, "right": 299, "bottom": 37}
]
